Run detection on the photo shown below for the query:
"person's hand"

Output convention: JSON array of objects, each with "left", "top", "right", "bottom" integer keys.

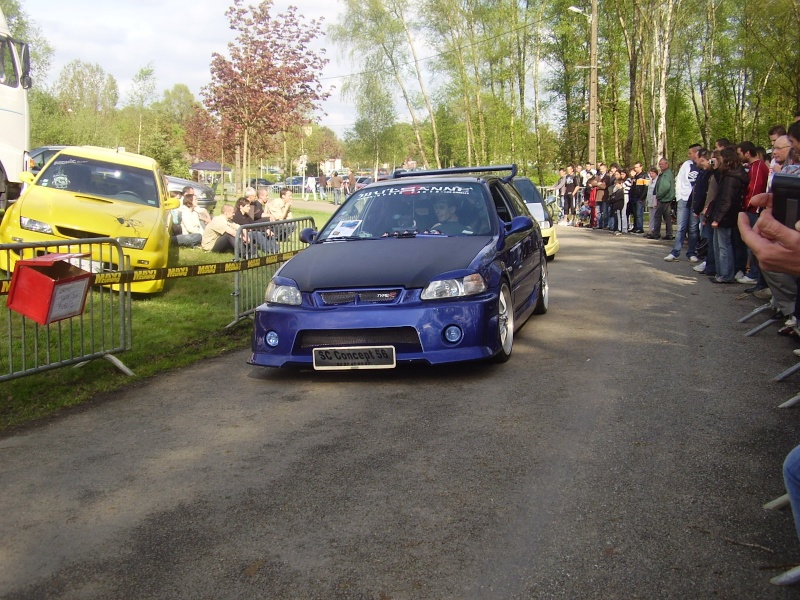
[{"left": 738, "top": 198, "right": 800, "bottom": 275}]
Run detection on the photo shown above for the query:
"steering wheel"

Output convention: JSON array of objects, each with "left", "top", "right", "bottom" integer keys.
[{"left": 117, "top": 190, "right": 141, "bottom": 199}]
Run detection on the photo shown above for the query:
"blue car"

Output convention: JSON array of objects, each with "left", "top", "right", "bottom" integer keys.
[{"left": 249, "top": 165, "right": 549, "bottom": 370}]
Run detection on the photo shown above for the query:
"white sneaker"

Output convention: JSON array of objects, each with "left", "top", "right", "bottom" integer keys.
[
  {"left": 689, "top": 256, "right": 699, "bottom": 263},
  {"left": 664, "top": 254, "right": 678, "bottom": 262},
  {"left": 735, "top": 270, "right": 745, "bottom": 280},
  {"left": 693, "top": 261, "right": 706, "bottom": 272},
  {"left": 794, "top": 349, "right": 800, "bottom": 358},
  {"left": 736, "top": 275, "right": 757, "bottom": 284}
]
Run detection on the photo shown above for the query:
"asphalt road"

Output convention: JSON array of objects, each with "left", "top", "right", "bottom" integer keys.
[{"left": 3, "top": 226, "right": 800, "bottom": 599}]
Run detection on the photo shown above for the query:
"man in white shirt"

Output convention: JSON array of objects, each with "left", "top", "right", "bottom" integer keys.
[{"left": 665, "top": 144, "right": 701, "bottom": 262}]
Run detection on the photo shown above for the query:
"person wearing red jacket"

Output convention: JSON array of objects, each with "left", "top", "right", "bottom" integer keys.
[{"left": 736, "top": 141, "right": 770, "bottom": 284}]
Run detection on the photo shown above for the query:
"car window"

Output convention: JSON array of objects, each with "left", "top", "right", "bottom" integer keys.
[
  {"left": 503, "top": 182, "right": 529, "bottom": 217},
  {"left": 37, "top": 154, "right": 161, "bottom": 207},
  {"left": 489, "top": 183, "right": 515, "bottom": 222},
  {"left": 318, "top": 182, "right": 493, "bottom": 239}
]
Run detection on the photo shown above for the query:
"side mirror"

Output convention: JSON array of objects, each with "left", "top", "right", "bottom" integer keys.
[
  {"left": 299, "top": 227, "right": 317, "bottom": 243},
  {"left": 164, "top": 197, "right": 181, "bottom": 210},
  {"left": 505, "top": 215, "right": 534, "bottom": 235},
  {"left": 18, "top": 172, "right": 35, "bottom": 184}
]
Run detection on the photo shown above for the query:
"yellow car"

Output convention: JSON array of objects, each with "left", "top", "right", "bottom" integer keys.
[
  {"left": 0, "top": 146, "right": 179, "bottom": 293},
  {"left": 513, "top": 176, "right": 560, "bottom": 260}
]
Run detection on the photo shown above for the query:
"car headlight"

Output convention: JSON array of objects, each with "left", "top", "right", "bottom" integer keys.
[
  {"left": 20, "top": 217, "right": 53, "bottom": 234},
  {"left": 117, "top": 237, "right": 147, "bottom": 250},
  {"left": 266, "top": 279, "right": 302, "bottom": 305},
  {"left": 421, "top": 273, "right": 487, "bottom": 300}
]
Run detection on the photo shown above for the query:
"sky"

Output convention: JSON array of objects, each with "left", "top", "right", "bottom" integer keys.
[{"left": 33, "top": 0, "right": 358, "bottom": 136}]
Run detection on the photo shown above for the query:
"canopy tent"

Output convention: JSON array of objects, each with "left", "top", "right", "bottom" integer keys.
[{"left": 190, "top": 161, "right": 231, "bottom": 172}]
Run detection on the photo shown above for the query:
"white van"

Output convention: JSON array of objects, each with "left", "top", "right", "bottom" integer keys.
[{"left": 0, "top": 8, "right": 32, "bottom": 210}]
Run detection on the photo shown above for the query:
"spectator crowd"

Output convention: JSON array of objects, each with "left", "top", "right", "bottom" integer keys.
[{"left": 553, "top": 114, "right": 800, "bottom": 586}]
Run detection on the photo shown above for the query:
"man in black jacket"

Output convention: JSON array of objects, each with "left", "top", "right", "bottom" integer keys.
[{"left": 629, "top": 162, "right": 649, "bottom": 233}]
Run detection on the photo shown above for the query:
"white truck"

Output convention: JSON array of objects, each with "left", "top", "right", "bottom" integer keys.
[{"left": 0, "top": 7, "right": 32, "bottom": 210}]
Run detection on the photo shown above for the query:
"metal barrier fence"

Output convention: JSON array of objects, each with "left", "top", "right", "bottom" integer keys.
[
  {"left": 229, "top": 216, "right": 315, "bottom": 327},
  {"left": 0, "top": 238, "right": 133, "bottom": 382}
]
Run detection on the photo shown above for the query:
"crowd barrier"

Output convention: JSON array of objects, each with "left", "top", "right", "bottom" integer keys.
[
  {"left": 0, "top": 238, "right": 133, "bottom": 382},
  {"left": 0, "top": 217, "right": 315, "bottom": 381},
  {"left": 229, "top": 216, "right": 315, "bottom": 327}
]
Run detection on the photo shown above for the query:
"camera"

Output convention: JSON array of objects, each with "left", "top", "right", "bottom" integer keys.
[
  {"left": 710, "top": 157, "right": 718, "bottom": 168},
  {"left": 771, "top": 172, "right": 800, "bottom": 228}
]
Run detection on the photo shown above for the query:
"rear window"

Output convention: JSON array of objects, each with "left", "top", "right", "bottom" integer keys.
[{"left": 319, "top": 182, "right": 493, "bottom": 239}]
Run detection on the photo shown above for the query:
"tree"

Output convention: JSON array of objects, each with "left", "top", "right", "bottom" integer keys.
[
  {"left": 202, "top": 0, "right": 330, "bottom": 191},
  {"left": 54, "top": 60, "right": 119, "bottom": 145},
  {"left": 0, "top": 0, "right": 54, "bottom": 80},
  {"left": 126, "top": 63, "right": 157, "bottom": 153}
]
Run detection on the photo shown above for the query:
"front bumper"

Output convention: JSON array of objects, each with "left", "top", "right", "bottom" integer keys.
[{"left": 248, "top": 289, "right": 501, "bottom": 368}]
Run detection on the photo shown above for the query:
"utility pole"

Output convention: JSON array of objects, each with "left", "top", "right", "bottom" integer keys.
[
  {"left": 569, "top": 2, "right": 599, "bottom": 166},
  {"left": 588, "top": 0, "right": 598, "bottom": 166}
]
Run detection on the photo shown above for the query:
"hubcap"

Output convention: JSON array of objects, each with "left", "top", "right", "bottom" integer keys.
[{"left": 499, "top": 286, "right": 514, "bottom": 354}]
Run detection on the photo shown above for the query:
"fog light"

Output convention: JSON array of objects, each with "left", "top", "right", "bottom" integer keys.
[
  {"left": 265, "top": 331, "right": 279, "bottom": 347},
  {"left": 443, "top": 325, "right": 462, "bottom": 343}
]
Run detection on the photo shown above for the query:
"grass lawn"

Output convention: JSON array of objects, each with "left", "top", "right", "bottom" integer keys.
[{"left": 0, "top": 206, "right": 334, "bottom": 432}]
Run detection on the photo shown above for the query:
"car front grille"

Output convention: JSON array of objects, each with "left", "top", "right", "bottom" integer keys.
[
  {"left": 296, "top": 327, "right": 421, "bottom": 351},
  {"left": 319, "top": 289, "right": 402, "bottom": 306},
  {"left": 57, "top": 226, "right": 108, "bottom": 239}
]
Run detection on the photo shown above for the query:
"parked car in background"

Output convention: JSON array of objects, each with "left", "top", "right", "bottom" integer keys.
[
  {"left": 273, "top": 176, "right": 305, "bottom": 193},
  {"left": 355, "top": 176, "right": 373, "bottom": 190},
  {"left": 29, "top": 145, "right": 66, "bottom": 175},
  {"left": 249, "top": 178, "right": 273, "bottom": 189},
  {"left": 249, "top": 164, "right": 548, "bottom": 370},
  {"left": 512, "top": 176, "right": 559, "bottom": 260},
  {"left": 165, "top": 175, "right": 217, "bottom": 214},
  {"left": 0, "top": 146, "right": 179, "bottom": 294}
]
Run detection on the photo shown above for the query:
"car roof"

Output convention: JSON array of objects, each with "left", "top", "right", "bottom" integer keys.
[{"left": 55, "top": 146, "right": 159, "bottom": 170}]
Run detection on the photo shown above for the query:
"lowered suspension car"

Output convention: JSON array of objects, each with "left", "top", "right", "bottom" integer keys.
[{"left": 249, "top": 164, "right": 549, "bottom": 370}]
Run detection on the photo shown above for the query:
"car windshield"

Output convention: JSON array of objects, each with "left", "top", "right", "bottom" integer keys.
[
  {"left": 317, "top": 182, "right": 493, "bottom": 240},
  {"left": 37, "top": 154, "right": 161, "bottom": 207},
  {"left": 513, "top": 178, "right": 544, "bottom": 204},
  {"left": 525, "top": 202, "right": 547, "bottom": 224}
]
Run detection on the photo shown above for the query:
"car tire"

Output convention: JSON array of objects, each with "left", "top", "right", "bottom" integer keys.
[
  {"left": 493, "top": 282, "right": 514, "bottom": 363},
  {"left": 533, "top": 253, "right": 549, "bottom": 315}
]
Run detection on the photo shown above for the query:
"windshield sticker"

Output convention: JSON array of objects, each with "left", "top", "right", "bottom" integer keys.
[
  {"left": 358, "top": 185, "right": 474, "bottom": 199},
  {"left": 51, "top": 174, "right": 70, "bottom": 189},
  {"left": 331, "top": 220, "right": 362, "bottom": 237}
]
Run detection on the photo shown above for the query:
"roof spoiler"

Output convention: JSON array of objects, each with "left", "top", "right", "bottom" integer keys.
[{"left": 391, "top": 164, "right": 518, "bottom": 183}]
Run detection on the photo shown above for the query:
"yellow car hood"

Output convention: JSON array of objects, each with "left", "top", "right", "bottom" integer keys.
[{"left": 19, "top": 187, "right": 162, "bottom": 239}]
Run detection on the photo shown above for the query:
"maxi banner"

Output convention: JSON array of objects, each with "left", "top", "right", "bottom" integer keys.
[{"left": 0, "top": 250, "right": 299, "bottom": 296}]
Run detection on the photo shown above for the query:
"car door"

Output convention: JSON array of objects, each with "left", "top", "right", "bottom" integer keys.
[{"left": 488, "top": 181, "right": 539, "bottom": 310}]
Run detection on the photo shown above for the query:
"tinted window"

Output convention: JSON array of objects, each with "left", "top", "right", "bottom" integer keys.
[
  {"left": 513, "top": 178, "right": 544, "bottom": 204},
  {"left": 38, "top": 155, "right": 160, "bottom": 207},
  {"left": 319, "top": 182, "right": 493, "bottom": 238}
]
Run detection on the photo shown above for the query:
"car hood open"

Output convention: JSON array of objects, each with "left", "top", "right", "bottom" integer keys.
[{"left": 282, "top": 236, "right": 493, "bottom": 291}]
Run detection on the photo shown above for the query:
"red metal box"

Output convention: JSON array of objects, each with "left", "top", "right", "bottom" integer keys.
[{"left": 6, "top": 253, "right": 92, "bottom": 325}]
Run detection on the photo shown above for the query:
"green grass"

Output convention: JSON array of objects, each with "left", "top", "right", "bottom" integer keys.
[{"left": 0, "top": 206, "right": 333, "bottom": 432}]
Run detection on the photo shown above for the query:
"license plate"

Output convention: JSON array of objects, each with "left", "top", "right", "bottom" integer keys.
[{"left": 312, "top": 346, "right": 396, "bottom": 370}]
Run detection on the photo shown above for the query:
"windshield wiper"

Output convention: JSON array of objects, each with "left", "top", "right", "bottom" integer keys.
[{"left": 320, "top": 235, "right": 370, "bottom": 242}]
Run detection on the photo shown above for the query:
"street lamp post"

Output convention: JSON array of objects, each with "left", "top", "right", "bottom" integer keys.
[{"left": 569, "top": 1, "right": 598, "bottom": 166}]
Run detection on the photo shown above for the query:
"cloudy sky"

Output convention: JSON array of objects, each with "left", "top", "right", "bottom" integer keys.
[{"left": 34, "top": 0, "right": 357, "bottom": 135}]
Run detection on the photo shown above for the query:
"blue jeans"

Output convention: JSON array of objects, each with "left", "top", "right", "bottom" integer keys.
[
  {"left": 713, "top": 226, "right": 735, "bottom": 281},
  {"left": 701, "top": 220, "right": 716, "bottom": 275},
  {"left": 598, "top": 201, "right": 609, "bottom": 228},
  {"left": 743, "top": 211, "right": 761, "bottom": 279},
  {"left": 633, "top": 200, "right": 644, "bottom": 232},
  {"left": 784, "top": 444, "right": 800, "bottom": 544},
  {"left": 670, "top": 200, "right": 699, "bottom": 258}
]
